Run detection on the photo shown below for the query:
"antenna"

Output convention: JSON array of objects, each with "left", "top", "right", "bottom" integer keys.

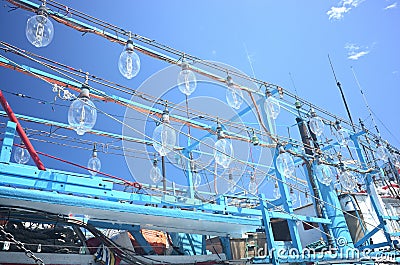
[
  {"left": 243, "top": 43, "right": 256, "bottom": 79},
  {"left": 289, "top": 72, "right": 299, "bottom": 98},
  {"left": 351, "top": 66, "right": 380, "bottom": 136},
  {"left": 328, "top": 54, "right": 356, "bottom": 131}
]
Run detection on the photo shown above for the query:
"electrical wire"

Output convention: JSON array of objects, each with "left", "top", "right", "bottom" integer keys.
[{"left": 0, "top": 1, "right": 398, "bottom": 249}]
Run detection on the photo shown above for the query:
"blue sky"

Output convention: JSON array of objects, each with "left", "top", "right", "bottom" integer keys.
[{"left": 0, "top": 0, "right": 399, "bottom": 198}]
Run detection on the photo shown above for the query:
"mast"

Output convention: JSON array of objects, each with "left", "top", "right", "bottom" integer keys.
[{"left": 328, "top": 55, "right": 356, "bottom": 131}]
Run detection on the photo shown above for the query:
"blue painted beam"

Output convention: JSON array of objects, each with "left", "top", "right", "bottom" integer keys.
[
  {"left": 272, "top": 147, "right": 303, "bottom": 252},
  {"left": 354, "top": 223, "right": 383, "bottom": 248},
  {"left": 0, "top": 160, "right": 334, "bottom": 229},
  {"left": 219, "top": 236, "right": 232, "bottom": 260},
  {"left": 351, "top": 134, "right": 393, "bottom": 248},
  {"left": 312, "top": 160, "right": 354, "bottom": 250},
  {"left": 268, "top": 211, "right": 331, "bottom": 225},
  {"left": 129, "top": 229, "right": 157, "bottom": 255},
  {"left": 0, "top": 110, "right": 152, "bottom": 145},
  {"left": 0, "top": 121, "right": 16, "bottom": 163},
  {"left": 259, "top": 194, "right": 279, "bottom": 265}
]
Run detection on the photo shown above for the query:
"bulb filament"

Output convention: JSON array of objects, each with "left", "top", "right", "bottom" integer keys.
[
  {"left": 35, "top": 22, "right": 45, "bottom": 46},
  {"left": 126, "top": 56, "right": 133, "bottom": 76}
]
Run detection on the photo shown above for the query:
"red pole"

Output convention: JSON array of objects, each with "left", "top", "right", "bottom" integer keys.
[{"left": 0, "top": 90, "right": 46, "bottom": 170}]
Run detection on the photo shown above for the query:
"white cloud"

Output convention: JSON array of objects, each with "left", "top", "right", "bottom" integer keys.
[
  {"left": 345, "top": 42, "right": 371, "bottom": 60},
  {"left": 327, "top": 6, "right": 351, "bottom": 20},
  {"left": 384, "top": 2, "right": 397, "bottom": 10},
  {"left": 348, "top": 51, "right": 369, "bottom": 60},
  {"left": 327, "top": 0, "right": 366, "bottom": 20}
]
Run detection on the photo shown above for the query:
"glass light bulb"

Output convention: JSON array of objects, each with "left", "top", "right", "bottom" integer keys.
[
  {"left": 118, "top": 41, "right": 140, "bottom": 79},
  {"left": 26, "top": 14, "right": 54, "bottom": 48},
  {"left": 336, "top": 128, "right": 349, "bottom": 146},
  {"left": 14, "top": 146, "right": 30, "bottom": 164},
  {"left": 264, "top": 96, "right": 280, "bottom": 120},
  {"left": 248, "top": 176, "right": 257, "bottom": 194},
  {"left": 213, "top": 138, "right": 233, "bottom": 168},
  {"left": 339, "top": 171, "right": 356, "bottom": 191},
  {"left": 152, "top": 123, "right": 176, "bottom": 156},
  {"left": 226, "top": 86, "right": 243, "bottom": 110},
  {"left": 276, "top": 152, "right": 295, "bottom": 177},
  {"left": 192, "top": 172, "right": 201, "bottom": 189},
  {"left": 309, "top": 116, "right": 324, "bottom": 137},
  {"left": 290, "top": 188, "right": 297, "bottom": 205},
  {"left": 68, "top": 97, "right": 97, "bottom": 136},
  {"left": 376, "top": 145, "right": 388, "bottom": 162},
  {"left": 150, "top": 165, "right": 162, "bottom": 183},
  {"left": 315, "top": 164, "right": 333, "bottom": 185},
  {"left": 273, "top": 183, "right": 280, "bottom": 199},
  {"left": 87, "top": 156, "right": 101, "bottom": 176},
  {"left": 177, "top": 65, "right": 197, "bottom": 96}
]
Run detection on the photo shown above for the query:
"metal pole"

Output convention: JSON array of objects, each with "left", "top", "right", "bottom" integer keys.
[
  {"left": 296, "top": 117, "right": 333, "bottom": 246},
  {"left": 0, "top": 90, "right": 45, "bottom": 170},
  {"left": 162, "top": 156, "right": 166, "bottom": 192},
  {"left": 328, "top": 55, "right": 356, "bottom": 131}
]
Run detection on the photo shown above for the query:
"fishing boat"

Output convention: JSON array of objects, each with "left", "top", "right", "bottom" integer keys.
[{"left": 1, "top": 1, "right": 400, "bottom": 264}]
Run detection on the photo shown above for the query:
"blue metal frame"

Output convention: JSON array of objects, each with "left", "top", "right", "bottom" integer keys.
[
  {"left": 351, "top": 133, "right": 394, "bottom": 250},
  {"left": 0, "top": 121, "right": 16, "bottom": 163}
]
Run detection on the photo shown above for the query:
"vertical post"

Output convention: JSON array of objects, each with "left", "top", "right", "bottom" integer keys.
[
  {"left": 185, "top": 158, "right": 194, "bottom": 199},
  {"left": 161, "top": 156, "right": 167, "bottom": 192},
  {"left": 312, "top": 160, "right": 354, "bottom": 250},
  {"left": 273, "top": 147, "right": 302, "bottom": 252},
  {"left": 0, "top": 90, "right": 45, "bottom": 170},
  {"left": 219, "top": 236, "right": 232, "bottom": 260},
  {"left": 259, "top": 194, "right": 279, "bottom": 265},
  {"left": 0, "top": 121, "right": 16, "bottom": 163},
  {"left": 351, "top": 133, "right": 393, "bottom": 246},
  {"left": 296, "top": 117, "right": 334, "bottom": 246}
]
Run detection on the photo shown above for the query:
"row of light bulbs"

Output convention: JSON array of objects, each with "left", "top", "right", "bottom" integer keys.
[
  {"left": 23, "top": 0, "right": 370, "bottom": 153},
  {"left": 23, "top": 1, "right": 395, "bottom": 193},
  {"left": 24, "top": 1, "right": 282, "bottom": 128}
]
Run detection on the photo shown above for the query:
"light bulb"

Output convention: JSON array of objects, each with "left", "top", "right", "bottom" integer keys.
[
  {"left": 26, "top": 5, "right": 54, "bottom": 48},
  {"left": 192, "top": 171, "right": 201, "bottom": 189},
  {"left": 177, "top": 62, "right": 197, "bottom": 96},
  {"left": 315, "top": 164, "right": 333, "bottom": 186},
  {"left": 87, "top": 151, "right": 101, "bottom": 176},
  {"left": 339, "top": 171, "right": 356, "bottom": 191},
  {"left": 290, "top": 188, "right": 297, "bottom": 205},
  {"left": 336, "top": 128, "right": 349, "bottom": 146},
  {"left": 150, "top": 164, "right": 162, "bottom": 183},
  {"left": 376, "top": 145, "right": 388, "bottom": 162},
  {"left": 276, "top": 152, "right": 295, "bottom": 177},
  {"left": 264, "top": 96, "right": 280, "bottom": 120},
  {"left": 248, "top": 175, "right": 257, "bottom": 194},
  {"left": 152, "top": 122, "right": 176, "bottom": 157},
  {"left": 68, "top": 87, "right": 97, "bottom": 136},
  {"left": 213, "top": 138, "right": 233, "bottom": 168},
  {"left": 14, "top": 146, "right": 30, "bottom": 164},
  {"left": 273, "top": 182, "right": 280, "bottom": 199},
  {"left": 118, "top": 39, "right": 140, "bottom": 79},
  {"left": 225, "top": 76, "right": 243, "bottom": 110},
  {"left": 251, "top": 130, "right": 260, "bottom": 146},
  {"left": 309, "top": 110, "right": 324, "bottom": 137}
]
